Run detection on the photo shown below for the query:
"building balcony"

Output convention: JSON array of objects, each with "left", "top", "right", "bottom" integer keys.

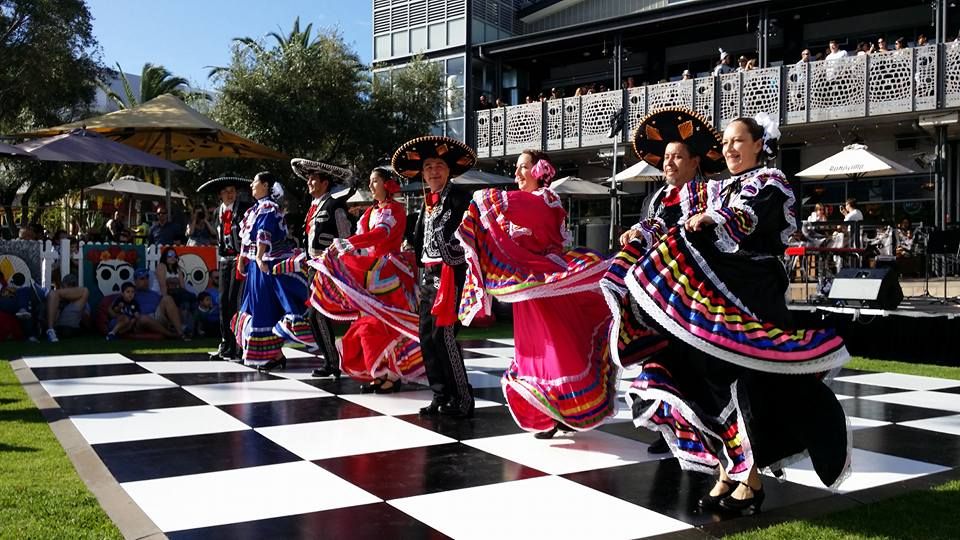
[{"left": 475, "top": 43, "right": 960, "bottom": 159}]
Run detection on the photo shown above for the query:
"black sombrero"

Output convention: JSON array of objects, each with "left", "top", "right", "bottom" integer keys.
[
  {"left": 391, "top": 136, "right": 477, "bottom": 179},
  {"left": 290, "top": 158, "right": 354, "bottom": 185},
  {"left": 632, "top": 108, "right": 726, "bottom": 174},
  {"left": 197, "top": 176, "right": 252, "bottom": 194}
]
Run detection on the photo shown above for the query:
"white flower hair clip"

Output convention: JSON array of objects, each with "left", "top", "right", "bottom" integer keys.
[{"left": 753, "top": 112, "right": 780, "bottom": 157}]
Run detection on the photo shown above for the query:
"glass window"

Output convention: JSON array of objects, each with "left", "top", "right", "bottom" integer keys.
[
  {"left": 430, "top": 122, "right": 444, "bottom": 136},
  {"left": 446, "top": 119, "right": 464, "bottom": 140},
  {"left": 895, "top": 175, "right": 936, "bottom": 200},
  {"left": 800, "top": 181, "right": 845, "bottom": 207},
  {"left": 894, "top": 200, "right": 934, "bottom": 226},
  {"left": 374, "top": 35, "right": 391, "bottom": 60},
  {"left": 428, "top": 23, "right": 445, "bottom": 49},
  {"left": 448, "top": 18, "right": 466, "bottom": 46},
  {"left": 446, "top": 56, "right": 465, "bottom": 87},
  {"left": 392, "top": 31, "right": 409, "bottom": 56},
  {"left": 847, "top": 177, "right": 892, "bottom": 203},
  {"left": 410, "top": 27, "right": 427, "bottom": 53}
]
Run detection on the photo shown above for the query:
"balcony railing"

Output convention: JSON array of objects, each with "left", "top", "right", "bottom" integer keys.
[{"left": 475, "top": 43, "right": 960, "bottom": 158}]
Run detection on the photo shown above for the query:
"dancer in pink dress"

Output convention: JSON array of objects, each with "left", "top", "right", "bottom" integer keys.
[
  {"left": 455, "top": 150, "right": 617, "bottom": 438},
  {"left": 308, "top": 168, "right": 423, "bottom": 393}
]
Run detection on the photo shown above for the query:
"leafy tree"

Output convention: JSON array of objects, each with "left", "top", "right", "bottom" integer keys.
[
  {"left": 98, "top": 62, "right": 210, "bottom": 110},
  {"left": 0, "top": 0, "right": 102, "bottom": 234}
]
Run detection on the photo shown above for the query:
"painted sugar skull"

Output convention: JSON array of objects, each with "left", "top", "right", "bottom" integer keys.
[
  {"left": 96, "top": 259, "right": 135, "bottom": 296},
  {"left": 178, "top": 253, "right": 209, "bottom": 294},
  {"left": 0, "top": 254, "right": 32, "bottom": 288}
]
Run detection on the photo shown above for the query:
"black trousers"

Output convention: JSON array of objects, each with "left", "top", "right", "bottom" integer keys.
[
  {"left": 306, "top": 267, "right": 340, "bottom": 368},
  {"left": 418, "top": 266, "right": 470, "bottom": 401},
  {"left": 218, "top": 257, "right": 244, "bottom": 356}
]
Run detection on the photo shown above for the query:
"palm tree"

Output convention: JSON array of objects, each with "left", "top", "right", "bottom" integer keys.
[
  {"left": 99, "top": 62, "right": 209, "bottom": 110},
  {"left": 207, "top": 17, "right": 319, "bottom": 78}
]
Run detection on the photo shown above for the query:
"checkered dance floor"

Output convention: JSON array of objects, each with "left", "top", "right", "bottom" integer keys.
[{"left": 15, "top": 338, "right": 960, "bottom": 539}]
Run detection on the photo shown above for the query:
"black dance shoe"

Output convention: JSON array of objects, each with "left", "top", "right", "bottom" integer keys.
[
  {"left": 697, "top": 479, "right": 738, "bottom": 511},
  {"left": 374, "top": 379, "right": 402, "bottom": 394},
  {"left": 439, "top": 395, "right": 475, "bottom": 419},
  {"left": 534, "top": 426, "right": 558, "bottom": 439},
  {"left": 257, "top": 358, "right": 287, "bottom": 372},
  {"left": 419, "top": 394, "right": 448, "bottom": 416},
  {"left": 647, "top": 434, "right": 670, "bottom": 454},
  {"left": 359, "top": 379, "right": 382, "bottom": 394},
  {"left": 312, "top": 365, "right": 341, "bottom": 379},
  {"left": 719, "top": 483, "right": 765, "bottom": 515}
]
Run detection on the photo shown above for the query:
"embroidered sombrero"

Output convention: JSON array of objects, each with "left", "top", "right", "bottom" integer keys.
[
  {"left": 197, "top": 176, "right": 252, "bottom": 194},
  {"left": 632, "top": 108, "right": 726, "bottom": 174},
  {"left": 290, "top": 158, "right": 354, "bottom": 185},
  {"left": 391, "top": 135, "right": 477, "bottom": 179}
]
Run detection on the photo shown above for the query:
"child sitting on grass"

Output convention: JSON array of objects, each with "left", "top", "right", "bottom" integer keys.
[
  {"left": 107, "top": 282, "right": 140, "bottom": 340},
  {"left": 194, "top": 291, "right": 220, "bottom": 338}
]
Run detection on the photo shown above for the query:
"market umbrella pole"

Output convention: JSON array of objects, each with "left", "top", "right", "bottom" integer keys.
[{"left": 164, "top": 131, "right": 172, "bottom": 213}]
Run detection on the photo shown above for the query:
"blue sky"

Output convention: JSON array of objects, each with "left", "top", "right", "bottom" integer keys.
[{"left": 86, "top": 0, "right": 372, "bottom": 89}]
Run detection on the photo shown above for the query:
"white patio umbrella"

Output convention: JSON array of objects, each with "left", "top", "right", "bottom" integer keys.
[
  {"left": 346, "top": 189, "right": 373, "bottom": 205},
  {"left": 84, "top": 176, "right": 187, "bottom": 199},
  {"left": 453, "top": 169, "right": 515, "bottom": 186},
  {"left": 609, "top": 160, "right": 663, "bottom": 182},
  {"left": 796, "top": 144, "right": 914, "bottom": 179},
  {"left": 552, "top": 176, "right": 626, "bottom": 198}
]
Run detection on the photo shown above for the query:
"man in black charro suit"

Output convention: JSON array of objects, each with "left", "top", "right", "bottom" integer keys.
[
  {"left": 291, "top": 158, "right": 354, "bottom": 379},
  {"left": 199, "top": 176, "right": 252, "bottom": 361},
  {"left": 393, "top": 136, "right": 477, "bottom": 418}
]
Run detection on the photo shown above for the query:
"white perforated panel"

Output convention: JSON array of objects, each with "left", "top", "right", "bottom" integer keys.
[
  {"left": 867, "top": 50, "right": 913, "bottom": 115},
  {"left": 786, "top": 63, "right": 808, "bottom": 124},
  {"left": 693, "top": 77, "right": 715, "bottom": 126},
  {"left": 489, "top": 108, "right": 505, "bottom": 155},
  {"left": 944, "top": 44, "right": 960, "bottom": 108},
  {"left": 546, "top": 99, "right": 563, "bottom": 151},
  {"left": 562, "top": 97, "right": 581, "bottom": 149},
  {"left": 580, "top": 90, "right": 622, "bottom": 147},
  {"left": 741, "top": 67, "right": 780, "bottom": 120},
  {"left": 647, "top": 80, "right": 693, "bottom": 116},
  {"left": 475, "top": 110, "right": 491, "bottom": 158},
  {"left": 627, "top": 87, "right": 647, "bottom": 136},
  {"left": 718, "top": 72, "right": 741, "bottom": 129},
  {"left": 809, "top": 55, "right": 867, "bottom": 122},
  {"left": 914, "top": 44, "right": 937, "bottom": 110},
  {"left": 505, "top": 103, "right": 543, "bottom": 155}
]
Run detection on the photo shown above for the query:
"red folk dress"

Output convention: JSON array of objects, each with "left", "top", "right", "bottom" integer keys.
[{"left": 308, "top": 200, "right": 424, "bottom": 383}]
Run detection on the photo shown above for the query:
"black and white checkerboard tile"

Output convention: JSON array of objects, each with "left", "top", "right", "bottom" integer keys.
[{"left": 19, "top": 338, "right": 960, "bottom": 539}]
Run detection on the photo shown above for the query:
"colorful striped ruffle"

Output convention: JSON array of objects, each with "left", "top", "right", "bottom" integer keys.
[
  {"left": 502, "top": 320, "right": 617, "bottom": 431},
  {"left": 457, "top": 188, "right": 611, "bottom": 325},
  {"left": 273, "top": 314, "right": 317, "bottom": 351},
  {"left": 627, "top": 228, "right": 849, "bottom": 373},
  {"left": 307, "top": 250, "right": 418, "bottom": 340},
  {"left": 231, "top": 312, "right": 284, "bottom": 365},
  {"left": 626, "top": 362, "right": 753, "bottom": 480},
  {"left": 600, "top": 239, "right": 669, "bottom": 369}
]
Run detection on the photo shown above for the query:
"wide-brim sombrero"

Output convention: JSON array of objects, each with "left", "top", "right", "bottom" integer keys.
[
  {"left": 391, "top": 136, "right": 477, "bottom": 179},
  {"left": 197, "top": 176, "right": 252, "bottom": 194},
  {"left": 290, "top": 158, "right": 354, "bottom": 185},
  {"left": 632, "top": 108, "right": 725, "bottom": 174}
]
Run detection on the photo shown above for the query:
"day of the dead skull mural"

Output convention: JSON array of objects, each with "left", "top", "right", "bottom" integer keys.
[
  {"left": 178, "top": 253, "right": 209, "bottom": 294},
  {"left": 95, "top": 259, "right": 135, "bottom": 296},
  {"left": 0, "top": 254, "right": 32, "bottom": 288}
]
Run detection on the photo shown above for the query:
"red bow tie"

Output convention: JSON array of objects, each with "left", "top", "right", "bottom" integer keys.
[
  {"left": 426, "top": 192, "right": 441, "bottom": 208},
  {"left": 222, "top": 209, "right": 233, "bottom": 235},
  {"left": 661, "top": 187, "right": 680, "bottom": 207}
]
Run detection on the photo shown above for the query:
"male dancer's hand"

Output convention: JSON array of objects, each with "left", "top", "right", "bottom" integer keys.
[{"left": 619, "top": 229, "right": 640, "bottom": 246}]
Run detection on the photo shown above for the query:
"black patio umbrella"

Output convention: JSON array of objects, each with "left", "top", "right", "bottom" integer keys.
[
  {"left": 15, "top": 128, "right": 185, "bottom": 170},
  {"left": 0, "top": 141, "right": 35, "bottom": 159}
]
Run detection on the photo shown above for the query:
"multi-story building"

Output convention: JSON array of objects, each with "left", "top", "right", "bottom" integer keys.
[{"left": 374, "top": 0, "right": 960, "bottom": 231}]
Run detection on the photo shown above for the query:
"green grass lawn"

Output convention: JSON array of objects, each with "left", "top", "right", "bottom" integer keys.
[{"left": 0, "top": 332, "right": 956, "bottom": 538}]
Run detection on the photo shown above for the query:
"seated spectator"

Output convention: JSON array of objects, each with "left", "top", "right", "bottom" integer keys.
[
  {"left": 18, "top": 226, "right": 35, "bottom": 240},
  {"left": 875, "top": 37, "right": 888, "bottom": 53},
  {"left": 714, "top": 49, "right": 733, "bottom": 75},
  {"left": 133, "top": 269, "right": 188, "bottom": 339},
  {"left": 737, "top": 55, "right": 749, "bottom": 72},
  {"left": 157, "top": 248, "right": 184, "bottom": 295},
  {"left": 165, "top": 275, "right": 197, "bottom": 336},
  {"left": 745, "top": 58, "right": 757, "bottom": 70},
  {"left": 107, "top": 282, "right": 139, "bottom": 340},
  {"left": 148, "top": 207, "right": 182, "bottom": 245},
  {"left": 916, "top": 34, "right": 928, "bottom": 47},
  {"left": 194, "top": 291, "right": 220, "bottom": 338},
  {"left": 894, "top": 37, "right": 907, "bottom": 51},
  {"left": 896, "top": 218, "right": 916, "bottom": 256},
  {"left": 45, "top": 273, "right": 89, "bottom": 342},
  {"left": 797, "top": 48, "right": 811, "bottom": 64},
  {"left": 205, "top": 270, "right": 220, "bottom": 307},
  {"left": 856, "top": 42, "right": 870, "bottom": 56},
  {"left": 681, "top": 69, "right": 692, "bottom": 80},
  {"left": 0, "top": 272, "right": 39, "bottom": 341},
  {"left": 478, "top": 95, "right": 491, "bottom": 109}
]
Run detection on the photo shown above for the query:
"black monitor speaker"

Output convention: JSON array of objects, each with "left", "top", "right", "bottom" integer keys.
[{"left": 828, "top": 267, "right": 903, "bottom": 309}]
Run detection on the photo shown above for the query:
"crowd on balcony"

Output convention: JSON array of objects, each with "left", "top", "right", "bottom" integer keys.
[{"left": 475, "top": 30, "right": 958, "bottom": 110}]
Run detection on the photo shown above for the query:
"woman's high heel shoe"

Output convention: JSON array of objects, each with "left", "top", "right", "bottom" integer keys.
[
  {"left": 258, "top": 357, "right": 287, "bottom": 372},
  {"left": 534, "top": 425, "right": 559, "bottom": 439},
  {"left": 719, "top": 483, "right": 765, "bottom": 515},
  {"left": 374, "top": 379, "right": 402, "bottom": 394},
  {"left": 697, "top": 479, "right": 738, "bottom": 510},
  {"left": 359, "top": 379, "right": 383, "bottom": 394}
]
